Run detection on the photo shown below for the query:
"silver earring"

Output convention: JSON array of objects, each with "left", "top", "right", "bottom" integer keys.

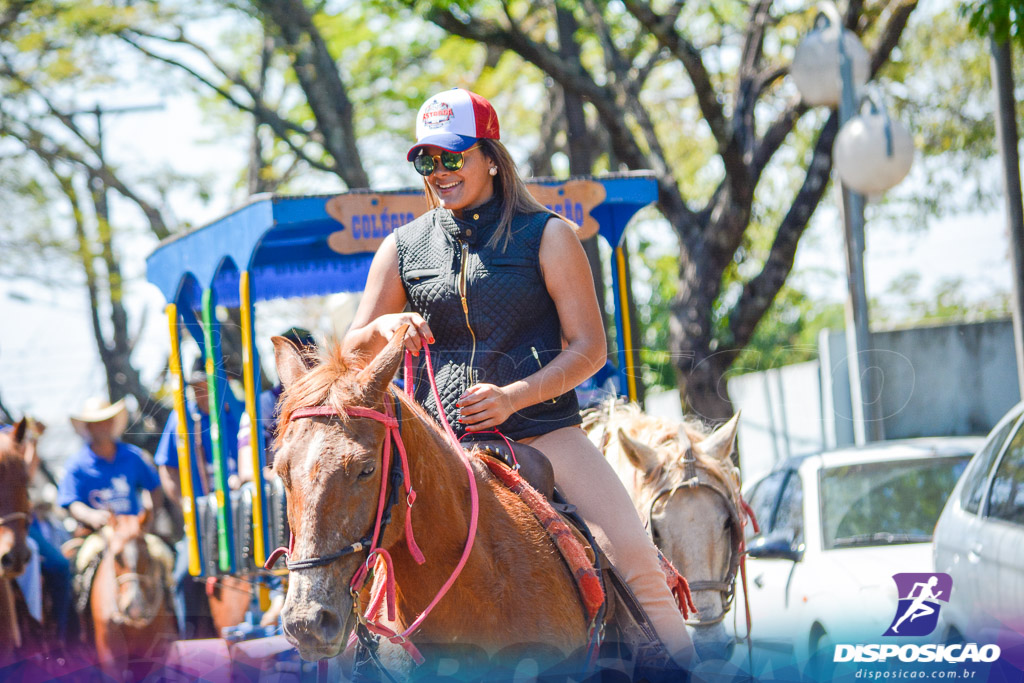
[{"left": 488, "top": 167, "right": 497, "bottom": 176}]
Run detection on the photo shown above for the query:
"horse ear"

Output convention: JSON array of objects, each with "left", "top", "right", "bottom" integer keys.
[
  {"left": 675, "top": 423, "right": 693, "bottom": 452},
  {"left": 272, "top": 336, "right": 307, "bottom": 389},
  {"left": 617, "top": 427, "right": 660, "bottom": 475},
  {"left": 138, "top": 507, "right": 151, "bottom": 530},
  {"left": 12, "top": 419, "right": 28, "bottom": 445},
  {"left": 356, "top": 324, "right": 408, "bottom": 402},
  {"left": 697, "top": 412, "right": 740, "bottom": 463}
]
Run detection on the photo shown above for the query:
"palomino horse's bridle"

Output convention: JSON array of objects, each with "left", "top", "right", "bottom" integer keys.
[{"left": 644, "top": 448, "right": 746, "bottom": 626}]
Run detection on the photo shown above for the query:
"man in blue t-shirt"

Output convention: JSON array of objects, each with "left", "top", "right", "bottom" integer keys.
[
  {"left": 154, "top": 363, "right": 241, "bottom": 505},
  {"left": 57, "top": 398, "right": 162, "bottom": 530}
]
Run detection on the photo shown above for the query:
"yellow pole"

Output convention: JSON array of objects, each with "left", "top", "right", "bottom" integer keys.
[
  {"left": 167, "top": 304, "right": 201, "bottom": 576},
  {"left": 615, "top": 247, "right": 639, "bottom": 403},
  {"left": 238, "top": 271, "right": 267, "bottom": 567}
]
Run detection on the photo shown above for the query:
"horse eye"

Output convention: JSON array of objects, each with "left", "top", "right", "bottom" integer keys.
[{"left": 358, "top": 464, "right": 376, "bottom": 479}]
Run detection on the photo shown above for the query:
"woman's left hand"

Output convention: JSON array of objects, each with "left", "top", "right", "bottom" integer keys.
[{"left": 457, "top": 384, "right": 516, "bottom": 431}]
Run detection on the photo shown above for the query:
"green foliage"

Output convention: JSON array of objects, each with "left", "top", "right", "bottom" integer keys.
[
  {"left": 961, "top": 0, "right": 1024, "bottom": 44},
  {"left": 730, "top": 286, "right": 845, "bottom": 376},
  {"left": 632, "top": 231, "right": 679, "bottom": 392}
]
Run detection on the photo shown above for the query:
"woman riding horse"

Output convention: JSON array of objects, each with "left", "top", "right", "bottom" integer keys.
[{"left": 340, "top": 87, "right": 695, "bottom": 670}]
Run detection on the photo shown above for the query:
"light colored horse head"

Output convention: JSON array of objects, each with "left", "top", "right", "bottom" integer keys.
[{"left": 584, "top": 402, "right": 744, "bottom": 660}]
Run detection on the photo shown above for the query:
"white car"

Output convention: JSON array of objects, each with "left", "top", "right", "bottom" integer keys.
[
  {"left": 933, "top": 402, "right": 1024, "bottom": 643},
  {"left": 732, "top": 438, "right": 979, "bottom": 667}
]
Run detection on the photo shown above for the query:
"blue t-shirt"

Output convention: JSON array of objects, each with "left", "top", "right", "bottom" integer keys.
[
  {"left": 154, "top": 399, "right": 239, "bottom": 495},
  {"left": 57, "top": 442, "right": 161, "bottom": 515}
]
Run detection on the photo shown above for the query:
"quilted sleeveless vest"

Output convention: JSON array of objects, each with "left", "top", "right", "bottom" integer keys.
[{"left": 395, "top": 196, "right": 582, "bottom": 441}]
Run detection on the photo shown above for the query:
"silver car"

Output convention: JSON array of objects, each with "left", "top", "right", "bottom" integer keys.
[{"left": 933, "top": 402, "right": 1024, "bottom": 642}]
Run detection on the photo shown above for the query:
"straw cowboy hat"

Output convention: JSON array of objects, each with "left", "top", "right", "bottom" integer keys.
[{"left": 70, "top": 397, "right": 128, "bottom": 440}]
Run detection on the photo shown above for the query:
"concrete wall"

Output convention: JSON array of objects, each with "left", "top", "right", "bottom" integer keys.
[
  {"left": 823, "top": 319, "right": 1021, "bottom": 442},
  {"left": 731, "top": 319, "right": 1021, "bottom": 483}
]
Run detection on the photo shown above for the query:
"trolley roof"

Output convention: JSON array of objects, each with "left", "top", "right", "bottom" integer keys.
[{"left": 145, "top": 172, "right": 658, "bottom": 307}]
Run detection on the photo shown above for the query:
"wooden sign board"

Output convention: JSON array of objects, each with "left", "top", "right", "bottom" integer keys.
[
  {"left": 325, "top": 179, "right": 607, "bottom": 255},
  {"left": 326, "top": 194, "right": 428, "bottom": 255}
]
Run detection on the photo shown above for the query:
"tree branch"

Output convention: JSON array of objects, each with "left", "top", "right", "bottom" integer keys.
[
  {"left": 751, "top": 97, "right": 808, "bottom": 187},
  {"left": 0, "top": 0, "right": 31, "bottom": 37},
  {"left": 869, "top": 0, "right": 919, "bottom": 77},
  {"left": 621, "top": 0, "right": 749, "bottom": 197},
  {"left": 728, "top": 112, "right": 840, "bottom": 350},
  {"left": 117, "top": 31, "right": 338, "bottom": 177},
  {"left": 426, "top": 6, "right": 649, "bottom": 171},
  {"left": 1, "top": 58, "right": 175, "bottom": 239},
  {"left": 735, "top": 0, "right": 774, "bottom": 161},
  {"left": 253, "top": 0, "right": 369, "bottom": 188}
]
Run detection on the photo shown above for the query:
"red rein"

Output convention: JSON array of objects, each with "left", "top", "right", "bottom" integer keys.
[{"left": 269, "top": 344, "right": 479, "bottom": 665}]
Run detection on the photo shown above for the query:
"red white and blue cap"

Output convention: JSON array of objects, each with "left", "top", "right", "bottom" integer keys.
[{"left": 406, "top": 88, "right": 500, "bottom": 161}]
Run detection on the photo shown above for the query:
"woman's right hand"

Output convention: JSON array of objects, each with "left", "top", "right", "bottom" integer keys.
[{"left": 376, "top": 313, "right": 434, "bottom": 355}]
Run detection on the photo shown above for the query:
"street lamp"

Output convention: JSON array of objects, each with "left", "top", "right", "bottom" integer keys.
[{"left": 792, "top": 3, "right": 914, "bottom": 445}]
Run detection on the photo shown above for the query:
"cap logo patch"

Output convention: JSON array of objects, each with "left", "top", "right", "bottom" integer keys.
[{"left": 422, "top": 101, "right": 455, "bottom": 130}]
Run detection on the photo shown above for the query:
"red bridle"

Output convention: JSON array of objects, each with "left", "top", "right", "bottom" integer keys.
[{"left": 266, "top": 344, "right": 479, "bottom": 664}]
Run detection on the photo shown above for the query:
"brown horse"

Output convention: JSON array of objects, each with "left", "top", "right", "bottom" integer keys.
[
  {"left": 583, "top": 402, "right": 748, "bottom": 661},
  {"left": 88, "top": 511, "right": 176, "bottom": 681},
  {"left": 271, "top": 329, "right": 590, "bottom": 676},
  {"left": 0, "top": 420, "right": 33, "bottom": 667}
]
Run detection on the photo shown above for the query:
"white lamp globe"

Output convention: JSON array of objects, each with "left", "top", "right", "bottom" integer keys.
[
  {"left": 791, "top": 11, "right": 870, "bottom": 107},
  {"left": 834, "top": 103, "right": 915, "bottom": 194}
]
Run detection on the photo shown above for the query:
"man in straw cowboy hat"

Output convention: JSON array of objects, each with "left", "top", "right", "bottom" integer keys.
[
  {"left": 58, "top": 397, "right": 174, "bottom": 630},
  {"left": 57, "top": 397, "right": 163, "bottom": 531}
]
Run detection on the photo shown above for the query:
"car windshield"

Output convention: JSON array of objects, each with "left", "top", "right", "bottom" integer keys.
[{"left": 820, "top": 455, "right": 970, "bottom": 549}]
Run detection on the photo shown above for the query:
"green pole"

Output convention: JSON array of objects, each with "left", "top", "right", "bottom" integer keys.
[{"left": 201, "top": 288, "right": 236, "bottom": 573}]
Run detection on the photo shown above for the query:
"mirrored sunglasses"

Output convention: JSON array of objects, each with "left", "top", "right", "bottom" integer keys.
[{"left": 412, "top": 144, "right": 481, "bottom": 177}]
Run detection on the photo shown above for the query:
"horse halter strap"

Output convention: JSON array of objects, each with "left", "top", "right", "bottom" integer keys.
[
  {"left": 265, "top": 397, "right": 424, "bottom": 573},
  {"left": 266, "top": 344, "right": 480, "bottom": 665},
  {"left": 0, "top": 511, "right": 28, "bottom": 527}
]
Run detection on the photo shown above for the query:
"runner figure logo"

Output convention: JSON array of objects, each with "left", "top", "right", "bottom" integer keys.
[{"left": 883, "top": 573, "right": 952, "bottom": 637}]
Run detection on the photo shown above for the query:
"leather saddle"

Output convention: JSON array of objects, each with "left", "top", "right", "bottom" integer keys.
[{"left": 469, "top": 439, "right": 555, "bottom": 499}]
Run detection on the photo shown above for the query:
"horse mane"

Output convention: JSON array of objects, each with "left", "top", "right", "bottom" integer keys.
[
  {"left": 586, "top": 401, "right": 741, "bottom": 507},
  {"left": 274, "top": 344, "right": 366, "bottom": 448},
  {"left": 274, "top": 342, "right": 458, "bottom": 456}
]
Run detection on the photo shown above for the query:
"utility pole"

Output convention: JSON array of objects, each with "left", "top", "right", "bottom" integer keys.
[
  {"left": 990, "top": 39, "right": 1024, "bottom": 399},
  {"left": 69, "top": 102, "right": 163, "bottom": 403},
  {"left": 837, "top": 28, "right": 884, "bottom": 444}
]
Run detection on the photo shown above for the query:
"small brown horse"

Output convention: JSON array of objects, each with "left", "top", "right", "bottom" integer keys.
[
  {"left": 272, "top": 329, "right": 589, "bottom": 675},
  {"left": 0, "top": 420, "right": 33, "bottom": 667},
  {"left": 584, "top": 402, "right": 748, "bottom": 661},
  {"left": 88, "top": 511, "right": 176, "bottom": 681}
]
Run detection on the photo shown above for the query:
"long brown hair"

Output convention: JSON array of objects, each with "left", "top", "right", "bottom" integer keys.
[{"left": 421, "top": 139, "right": 561, "bottom": 251}]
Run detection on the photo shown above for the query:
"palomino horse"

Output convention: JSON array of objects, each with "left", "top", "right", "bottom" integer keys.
[
  {"left": 87, "top": 511, "right": 176, "bottom": 681},
  {"left": 0, "top": 420, "right": 32, "bottom": 666},
  {"left": 270, "top": 329, "right": 595, "bottom": 677},
  {"left": 583, "top": 402, "right": 749, "bottom": 660}
]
